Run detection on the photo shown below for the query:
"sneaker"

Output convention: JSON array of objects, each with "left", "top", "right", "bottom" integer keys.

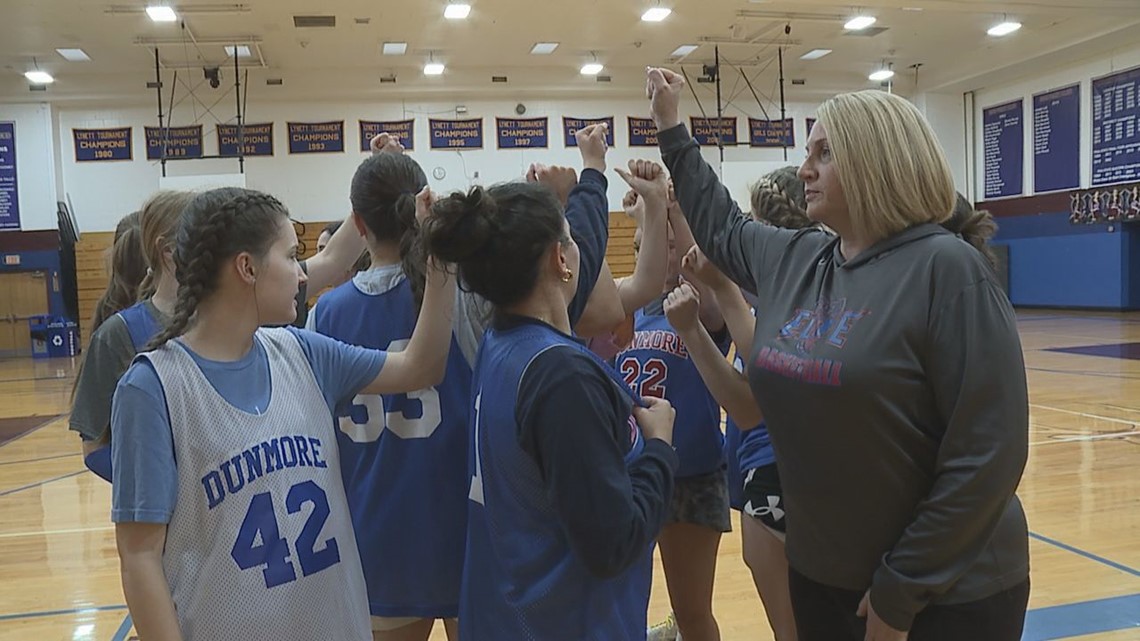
[{"left": 646, "top": 612, "right": 678, "bottom": 641}]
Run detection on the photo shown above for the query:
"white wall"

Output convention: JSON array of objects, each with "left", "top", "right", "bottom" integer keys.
[
  {"left": 971, "top": 43, "right": 1140, "bottom": 199},
  {"left": 915, "top": 92, "right": 969, "bottom": 196},
  {"left": 57, "top": 98, "right": 821, "bottom": 231},
  {"left": 0, "top": 103, "right": 61, "bottom": 231}
]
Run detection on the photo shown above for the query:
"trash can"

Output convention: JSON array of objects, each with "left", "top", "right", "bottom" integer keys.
[
  {"left": 29, "top": 315, "right": 51, "bottom": 359},
  {"left": 46, "top": 317, "right": 80, "bottom": 358}
]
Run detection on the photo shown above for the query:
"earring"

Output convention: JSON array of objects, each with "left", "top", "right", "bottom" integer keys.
[{"left": 560, "top": 268, "right": 573, "bottom": 283}]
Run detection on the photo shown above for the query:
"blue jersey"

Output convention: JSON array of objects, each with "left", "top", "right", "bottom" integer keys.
[
  {"left": 311, "top": 270, "right": 472, "bottom": 618},
  {"left": 119, "top": 300, "right": 162, "bottom": 351},
  {"left": 724, "top": 349, "right": 775, "bottom": 510},
  {"left": 84, "top": 301, "right": 163, "bottom": 482},
  {"left": 461, "top": 321, "right": 656, "bottom": 641},
  {"left": 619, "top": 306, "right": 725, "bottom": 477}
]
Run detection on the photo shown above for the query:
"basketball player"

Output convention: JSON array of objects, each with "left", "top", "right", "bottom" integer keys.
[
  {"left": 648, "top": 67, "right": 1029, "bottom": 641},
  {"left": 617, "top": 171, "right": 728, "bottom": 641},
  {"left": 110, "top": 186, "right": 457, "bottom": 640},
  {"left": 70, "top": 192, "right": 193, "bottom": 480},
  {"left": 420, "top": 137, "right": 678, "bottom": 640}
]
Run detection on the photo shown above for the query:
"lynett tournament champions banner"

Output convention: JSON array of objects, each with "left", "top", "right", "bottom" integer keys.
[
  {"left": 217, "top": 123, "right": 274, "bottom": 157},
  {"left": 360, "top": 119, "right": 415, "bottom": 152},
  {"left": 628, "top": 118, "right": 658, "bottom": 147},
  {"left": 288, "top": 121, "right": 345, "bottom": 154},
  {"left": 145, "top": 125, "right": 203, "bottom": 160},
  {"left": 563, "top": 117, "right": 615, "bottom": 147},
  {"left": 691, "top": 117, "right": 739, "bottom": 146},
  {"left": 73, "top": 127, "right": 133, "bottom": 162},
  {"left": 496, "top": 118, "right": 549, "bottom": 149},
  {"left": 430, "top": 118, "right": 484, "bottom": 149}
]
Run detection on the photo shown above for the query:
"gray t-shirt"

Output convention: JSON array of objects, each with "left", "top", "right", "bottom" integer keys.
[
  {"left": 70, "top": 299, "right": 168, "bottom": 442},
  {"left": 659, "top": 124, "right": 1029, "bottom": 631}
]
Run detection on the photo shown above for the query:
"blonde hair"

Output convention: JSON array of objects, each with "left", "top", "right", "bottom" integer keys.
[
  {"left": 136, "top": 190, "right": 196, "bottom": 297},
  {"left": 816, "top": 90, "right": 956, "bottom": 241}
]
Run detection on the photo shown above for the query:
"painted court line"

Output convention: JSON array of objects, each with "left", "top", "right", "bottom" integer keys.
[
  {"left": 0, "top": 470, "right": 85, "bottom": 498},
  {"left": 0, "top": 452, "right": 81, "bottom": 466},
  {"left": 1022, "top": 592, "right": 1140, "bottom": 641},
  {"left": 0, "top": 604, "right": 127, "bottom": 622},
  {"left": 0, "top": 525, "right": 113, "bottom": 540},
  {"left": 1029, "top": 403, "right": 1138, "bottom": 428},
  {"left": 1030, "top": 430, "right": 1140, "bottom": 446},
  {"left": 1030, "top": 532, "right": 1140, "bottom": 579},
  {"left": 111, "top": 613, "right": 134, "bottom": 641}
]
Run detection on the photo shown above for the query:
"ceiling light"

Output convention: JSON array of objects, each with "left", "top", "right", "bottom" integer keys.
[
  {"left": 424, "top": 62, "right": 445, "bottom": 75},
  {"left": 844, "top": 15, "right": 876, "bottom": 30},
  {"left": 530, "top": 42, "right": 559, "bottom": 54},
  {"left": 670, "top": 44, "right": 698, "bottom": 58},
  {"left": 224, "top": 45, "right": 251, "bottom": 58},
  {"left": 641, "top": 7, "right": 672, "bottom": 21},
  {"left": 382, "top": 42, "right": 408, "bottom": 55},
  {"left": 800, "top": 48, "right": 832, "bottom": 60},
  {"left": 869, "top": 69, "right": 895, "bottom": 81},
  {"left": 444, "top": 3, "right": 471, "bottom": 19},
  {"left": 987, "top": 21, "right": 1022, "bottom": 36},
  {"left": 580, "top": 62, "right": 604, "bottom": 75},
  {"left": 56, "top": 48, "right": 91, "bottom": 62},
  {"left": 25, "top": 70, "right": 55, "bottom": 84},
  {"left": 146, "top": 5, "right": 178, "bottom": 22}
]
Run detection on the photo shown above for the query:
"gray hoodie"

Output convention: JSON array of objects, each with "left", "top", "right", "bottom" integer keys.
[{"left": 659, "top": 124, "right": 1030, "bottom": 630}]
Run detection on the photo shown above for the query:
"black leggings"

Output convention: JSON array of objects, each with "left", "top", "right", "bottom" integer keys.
[{"left": 788, "top": 567, "right": 1030, "bottom": 641}]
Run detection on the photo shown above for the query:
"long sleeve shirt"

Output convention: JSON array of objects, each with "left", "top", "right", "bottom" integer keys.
[{"left": 659, "top": 123, "right": 1030, "bottom": 631}]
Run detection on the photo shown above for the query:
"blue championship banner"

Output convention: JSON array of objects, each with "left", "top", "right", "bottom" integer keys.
[
  {"left": 628, "top": 117, "right": 658, "bottom": 147},
  {"left": 983, "top": 100, "right": 1024, "bottom": 198},
  {"left": 747, "top": 118, "right": 793, "bottom": 147},
  {"left": 73, "top": 127, "right": 133, "bottom": 162},
  {"left": 805, "top": 117, "right": 817, "bottom": 137},
  {"left": 0, "top": 122, "right": 18, "bottom": 230},
  {"left": 145, "top": 125, "right": 203, "bottom": 160},
  {"left": 496, "top": 117, "right": 549, "bottom": 149},
  {"left": 288, "top": 121, "right": 345, "bottom": 154},
  {"left": 430, "top": 118, "right": 484, "bottom": 149},
  {"left": 1033, "top": 85, "right": 1080, "bottom": 193},
  {"left": 218, "top": 123, "right": 274, "bottom": 157},
  {"left": 563, "top": 117, "right": 615, "bottom": 147},
  {"left": 360, "top": 119, "right": 415, "bottom": 152},
  {"left": 1092, "top": 66, "right": 1140, "bottom": 187},
  {"left": 691, "top": 117, "right": 739, "bottom": 146}
]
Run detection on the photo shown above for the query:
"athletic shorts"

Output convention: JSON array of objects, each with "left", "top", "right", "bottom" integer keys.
[
  {"left": 666, "top": 467, "right": 732, "bottom": 533},
  {"left": 742, "top": 463, "right": 786, "bottom": 534}
]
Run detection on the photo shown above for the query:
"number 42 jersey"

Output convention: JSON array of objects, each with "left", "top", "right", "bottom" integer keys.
[{"left": 145, "top": 328, "right": 371, "bottom": 640}]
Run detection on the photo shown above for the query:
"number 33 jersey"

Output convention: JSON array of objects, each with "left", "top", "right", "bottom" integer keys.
[
  {"left": 618, "top": 305, "right": 726, "bottom": 478},
  {"left": 145, "top": 328, "right": 370, "bottom": 640}
]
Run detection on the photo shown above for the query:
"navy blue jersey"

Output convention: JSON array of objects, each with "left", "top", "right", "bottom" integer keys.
[
  {"left": 312, "top": 269, "right": 472, "bottom": 618},
  {"left": 461, "top": 318, "right": 676, "bottom": 640},
  {"left": 619, "top": 305, "right": 726, "bottom": 478}
]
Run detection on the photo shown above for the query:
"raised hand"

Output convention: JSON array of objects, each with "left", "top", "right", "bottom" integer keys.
[
  {"left": 414, "top": 186, "right": 436, "bottom": 224},
  {"left": 615, "top": 159, "right": 669, "bottom": 210},
  {"left": 680, "top": 245, "right": 731, "bottom": 291},
  {"left": 646, "top": 67, "right": 685, "bottom": 131},
  {"left": 527, "top": 163, "right": 578, "bottom": 207},
  {"left": 574, "top": 123, "right": 609, "bottom": 173},
  {"left": 663, "top": 282, "right": 702, "bottom": 334},
  {"left": 370, "top": 132, "right": 405, "bottom": 155}
]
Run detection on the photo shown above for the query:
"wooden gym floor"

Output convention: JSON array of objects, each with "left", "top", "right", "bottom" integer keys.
[{"left": 0, "top": 309, "right": 1138, "bottom": 641}]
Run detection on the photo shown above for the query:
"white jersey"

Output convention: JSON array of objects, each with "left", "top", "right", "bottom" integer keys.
[{"left": 145, "top": 328, "right": 370, "bottom": 640}]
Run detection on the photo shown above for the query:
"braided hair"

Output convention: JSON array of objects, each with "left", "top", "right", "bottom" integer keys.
[
  {"left": 349, "top": 153, "right": 428, "bottom": 306},
  {"left": 144, "top": 187, "right": 290, "bottom": 351},
  {"left": 749, "top": 166, "right": 814, "bottom": 230}
]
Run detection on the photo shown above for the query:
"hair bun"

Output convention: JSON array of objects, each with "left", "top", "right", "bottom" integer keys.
[{"left": 423, "top": 185, "right": 497, "bottom": 263}]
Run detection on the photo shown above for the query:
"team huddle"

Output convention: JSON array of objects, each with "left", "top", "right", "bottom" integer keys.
[{"left": 70, "top": 68, "right": 1031, "bottom": 641}]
